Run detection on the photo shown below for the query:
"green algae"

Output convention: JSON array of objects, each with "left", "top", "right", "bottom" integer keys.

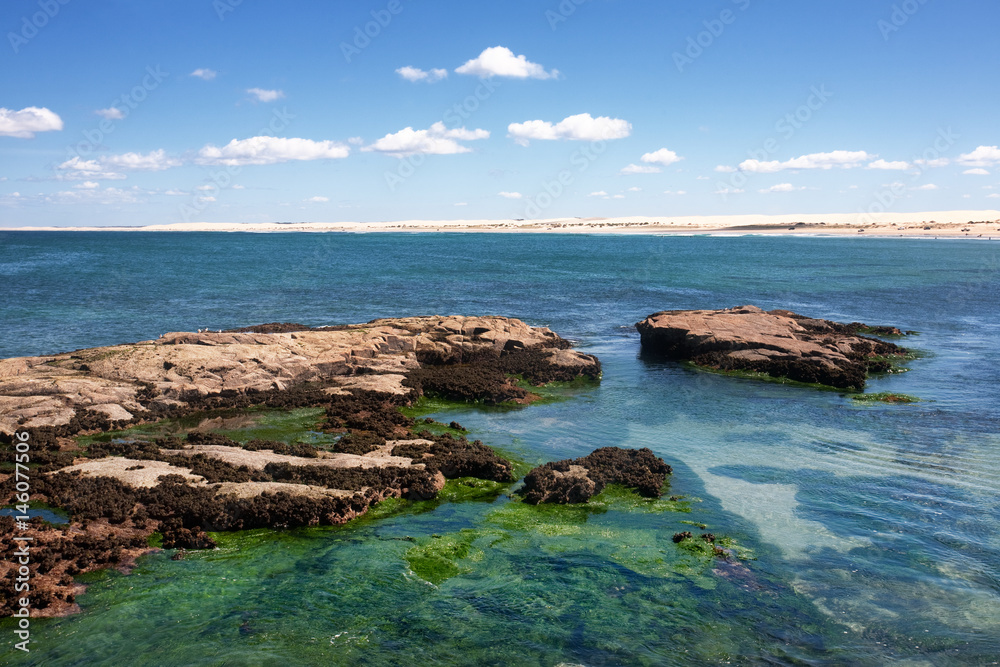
[
  {"left": 75, "top": 406, "right": 332, "bottom": 450},
  {"left": 850, "top": 392, "right": 921, "bottom": 404},
  {"left": 404, "top": 529, "right": 481, "bottom": 585}
]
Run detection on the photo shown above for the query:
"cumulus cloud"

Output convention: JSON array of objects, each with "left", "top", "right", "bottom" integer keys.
[
  {"left": 588, "top": 191, "right": 608, "bottom": 197},
  {"left": 163, "top": 189, "right": 187, "bottom": 196},
  {"left": 190, "top": 68, "right": 217, "bottom": 80},
  {"left": 508, "top": 113, "right": 631, "bottom": 146},
  {"left": 306, "top": 196, "right": 329, "bottom": 202},
  {"left": 611, "top": 194, "right": 625, "bottom": 199},
  {"left": 963, "top": 168, "right": 990, "bottom": 175},
  {"left": 498, "top": 191, "right": 522, "bottom": 199},
  {"left": 867, "top": 159, "right": 911, "bottom": 170},
  {"left": 95, "top": 107, "right": 125, "bottom": 120},
  {"left": 958, "top": 145, "right": 1000, "bottom": 167},
  {"left": 363, "top": 122, "right": 488, "bottom": 157},
  {"left": 641, "top": 148, "right": 682, "bottom": 166},
  {"left": 714, "top": 165, "right": 737, "bottom": 173},
  {"left": 74, "top": 181, "right": 100, "bottom": 190},
  {"left": 103, "top": 149, "right": 181, "bottom": 171},
  {"left": 247, "top": 88, "right": 285, "bottom": 102},
  {"left": 738, "top": 150, "right": 872, "bottom": 173},
  {"left": 396, "top": 66, "right": 448, "bottom": 83},
  {"left": 55, "top": 156, "right": 126, "bottom": 181},
  {"left": 627, "top": 187, "right": 642, "bottom": 192},
  {"left": 0, "top": 107, "right": 64, "bottom": 138},
  {"left": 988, "top": 193, "right": 1000, "bottom": 199},
  {"left": 664, "top": 189, "right": 687, "bottom": 195},
  {"left": 714, "top": 186, "right": 745, "bottom": 195},
  {"left": 759, "top": 183, "right": 803, "bottom": 193},
  {"left": 198, "top": 136, "right": 350, "bottom": 166},
  {"left": 913, "top": 183, "right": 939, "bottom": 191},
  {"left": 620, "top": 164, "right": 660, "bottom": 175},
  {"left": 455, "top": 46, "right": 557, "bottom": 79}
]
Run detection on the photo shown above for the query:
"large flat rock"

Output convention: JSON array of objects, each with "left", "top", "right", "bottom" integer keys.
[
  {"left": 0, "top": 316, "right": 598, "bottom": 435},
  {"left": 635, "top": 305, "right": 909, "bottom": 390}
]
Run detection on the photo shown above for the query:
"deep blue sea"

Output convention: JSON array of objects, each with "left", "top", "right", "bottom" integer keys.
[{"left": 1, "top": 231, "right": 998, "bottom": 666}]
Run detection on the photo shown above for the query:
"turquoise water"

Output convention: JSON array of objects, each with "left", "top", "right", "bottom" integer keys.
[{"left": 1, "top": 231, "right": 998, "bottom": 665}]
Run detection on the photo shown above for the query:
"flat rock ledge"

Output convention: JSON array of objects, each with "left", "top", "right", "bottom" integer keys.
[
  {"left": 0, "top": 315, "right": 599, "bottom": 435},
  {"left": 520, "top": 447, "right": 672, "bottom": 504},
  {"left": 0, "top": 316, "right": 600, "bottom": 617},
  {"left": 635, "top": 305, "right": 910, "bottom": 390}
]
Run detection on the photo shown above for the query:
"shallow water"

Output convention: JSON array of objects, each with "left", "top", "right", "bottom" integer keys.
[{"left": 1, "top": 232, "right": 998, "bottom": 665}]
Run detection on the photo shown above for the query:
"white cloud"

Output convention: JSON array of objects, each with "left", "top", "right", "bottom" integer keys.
[
  {"left": 714, "top": 165, "right": 737, "bottom": 173},
  {"left": 231, "top": 184, "right": 246, "bottom": 189},
  {"left": 498, "top": 191, "right": 523, "bottom": 199},
  {"left": 963, "top": 168, "right": 990, "bottom": 175},
  {"left": 714, "top": 186, "right": 745, "bottom": 195},
  {"left": 664, "top": 189, "right": 687, "bottom": 195},
  {"left": 94, "top": 107, "right": 124, "bottom": 121},
  {"left": 54, "top": 156, "right": 126, "bottom": 181},
  {"left": 363, "top": 122, "right": 488, "bottom": 157},
  {"left": 103, "top": 149, "right": 181, "bottom": 171},
  {"left": 198, "top": 136, "right": 351, "bottom": 165},
  {"left": 455, "top": 46, "right": 557, "bottom": 79},
  {"left": 620, "top": 164, "right": 660, "bottom": 175},
  {"left": 74, "top": 181, "right": 100, "bottom": 189},
  {"left": 958, "top": 145, "right": 1000, "bottom": 167},
  {"left": 163, "top": 189, "right": 187, "bottom": 196},
  {"left": 759, "top": 183, "right": 803, "bottom": 193},
  {"left": 739, "top": 150, "right": 872, "bottom": 173},
  {"left": 611, "top": 194, "right": 625, "bottom": 199},
  {"left": 306, "top": 196, "right": 329, "bottom": 203},
  {"left": 508, "top": 113, "right": 631, "bottom": 146},
  {"left": 195, "top": 184, "right": 215, "bottom": 191},
  {"left": 867, "top": 159, "right": 911, "bottom": 170},
  {"left": 988, "top": 193, "right": 1000, "bottom": 199},
  {"left": 914, "top": 183, "right": 939, "bottom": 191},
  {"left": 247, "top": 88, "right": 285, "bottom": 102},
  {"left": 588, "top": 191, "right": 608, "bottom": 197},
  {"left": 396, "top": 66, "right": 448, "bottom": 83},
  {"left": 914, "top": 157, "right": 950, "bottom": 168},
  {"left": 627, "top": 187, "right": 642, "bottom": 192},
  {"left": 453, "top": 202, "right": 468, "bottom": 206},
  {"left": 191, "top": 68, "right": 217, "bottom": 80},
  {"left": 0, "top": 107, "right": 64, "bottom": 138},
  {"left": 641, "top": 148, "right": 682, "bottom": 166},
  {"left": 347, "top": 136, "right": 365, "bottom": 146}
]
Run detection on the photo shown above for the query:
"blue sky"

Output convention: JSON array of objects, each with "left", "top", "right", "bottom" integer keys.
[{"left": 1, "top": 0, "right": 999, "bottom": 226}]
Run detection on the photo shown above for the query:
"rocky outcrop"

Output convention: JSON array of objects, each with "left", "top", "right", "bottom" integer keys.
[
  {"left": 520, "top": 447, "right": 672, "bottom": 504},
  {"left": 0, "top": 316, "right": 599, "bottom": 435},
  {"left": 636, "top": 306, "right": 910, "bottom": 390},
  {"left": 0, "top": 316, "right": 601, "bottom": 616}
]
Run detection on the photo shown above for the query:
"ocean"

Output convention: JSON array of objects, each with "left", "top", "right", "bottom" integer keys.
[{"left": 1, "top": 231, "right": 998, "bottom": 665}]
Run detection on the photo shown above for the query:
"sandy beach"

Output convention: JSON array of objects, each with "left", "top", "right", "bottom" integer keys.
[{"left": 7, "top": 210, "right": 1000, "bottom": 238}]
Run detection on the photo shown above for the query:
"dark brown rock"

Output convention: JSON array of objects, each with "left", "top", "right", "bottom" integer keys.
[
  {"left": 520, "top": 447, "right": 672, "bottom": 504},
  {"left": 636, "top": 305, "right": 910, "bottom": 390}
]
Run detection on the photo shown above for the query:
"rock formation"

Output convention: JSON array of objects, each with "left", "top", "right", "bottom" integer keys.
[
  {"left": 520, "top": 447, "right": 672, "bottom": 504},
  {"left": 0, "top": 316, "right": 600, "bottom": 616},
  {"left": 635, "top": 306, "right": 910, "bottom": 390}
]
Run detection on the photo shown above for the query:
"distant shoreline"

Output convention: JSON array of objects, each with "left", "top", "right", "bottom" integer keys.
[{"left": 4, "top": 211, "right": 1000, "bottom": 238}]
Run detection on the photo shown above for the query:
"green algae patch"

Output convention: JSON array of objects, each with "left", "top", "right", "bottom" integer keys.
[
  {"left": 511, "top": 374, "right": 601, "bottom": 404},
  {"left": 851, "top": 392, "right": 920, "bottom": 404},
  {"left": 75, "top": 406, "right": 332, "bottom": 450},
  {"left": 437, "top": 477, "right": 510, "bottom": 503},
  {"left": 405, "top": 530, "right": 482, "bottom": 585}
]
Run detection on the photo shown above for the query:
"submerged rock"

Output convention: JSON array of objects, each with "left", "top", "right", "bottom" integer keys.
[
  {"left": 635, "top": 305, "right": 910, "bottom": 390},
  {"left": 520, "top": 447, "right": 672, "bottom": 504}
]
